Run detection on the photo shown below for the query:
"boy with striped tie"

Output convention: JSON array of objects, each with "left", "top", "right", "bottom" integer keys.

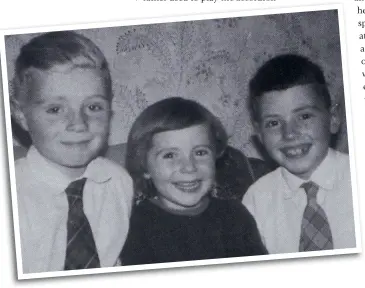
[
  {"left": 242, "top": 54, "right": 356, "bottom": 254},
  {"left": 12, "top": 31, "right": 133, "bottom": 273}
]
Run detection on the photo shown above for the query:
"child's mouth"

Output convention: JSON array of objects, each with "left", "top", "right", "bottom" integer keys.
[
  {"left": 280, "top": 144, "right": 312, "bottom": 158},
  {"left": 173, "top": 180, "right": 202, "bottom": 193},
  {"left": 61, "top": 138, "right": 92, "bottom": 146}
]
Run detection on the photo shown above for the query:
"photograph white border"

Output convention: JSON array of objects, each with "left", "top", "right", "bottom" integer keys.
[{"left": 0, "top": 3, "right": 361, "bottom": 281}]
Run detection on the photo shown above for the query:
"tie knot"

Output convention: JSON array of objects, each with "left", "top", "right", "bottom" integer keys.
[
  {"left": 301, "top": 181, "right": 319, "bottom": 201},
  {"left": 65, "top": 178, "right": 87, "bottom": 198}
]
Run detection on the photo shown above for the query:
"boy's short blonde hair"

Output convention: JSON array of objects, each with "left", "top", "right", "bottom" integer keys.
[{"left": 13, "top": 31, "right": 112, "bottom": 104}]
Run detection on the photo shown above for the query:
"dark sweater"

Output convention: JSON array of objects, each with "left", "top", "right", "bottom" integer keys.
[{"left": 121, "top": 197, "right": 268, "bottom": 265}]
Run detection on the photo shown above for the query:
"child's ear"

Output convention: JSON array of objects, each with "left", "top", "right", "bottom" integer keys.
[
  {"left": 329, "top": 103, "right": 341, "bottom": 134},
  {"left": 253, "top": 121, "right": 263, "bottom": 143},
  {"left": 109, "top": 107, "right": 114, "bottom": 120},
  {"left": 11, "top": 98, "right": 29, "bottom": 132}
]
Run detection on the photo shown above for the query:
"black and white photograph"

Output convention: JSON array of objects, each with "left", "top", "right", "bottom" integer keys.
[{"left": 0, "top": 5, "right": 361, "bottom": 280}]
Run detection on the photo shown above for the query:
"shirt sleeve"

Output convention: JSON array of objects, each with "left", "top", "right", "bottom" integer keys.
[
  {"left": 242, "top": 185, "right": 267, "bottom": 246},
  {"left": 120, "top": 170, "right": 134, "bottom": 218},
  {"left": 92, "top": 159, "right": 134, "bottom": 267},
  {"left": 106, "top": 160, "right": 134, "bottom": 219}
]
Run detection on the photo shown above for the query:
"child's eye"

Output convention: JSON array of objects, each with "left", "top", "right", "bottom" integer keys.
[
  {"left": 87, "top": 104, "right": 104, "bottom": 112},
  {"left": 46, "top": 106, "right": 61, "bottom": 114},
  {"left": 264, "top": 120, "right": 280, "bottom": 128},
  {"left": 162, "top": 152, "right": 176, "bottom": 159},
  {"left": 195, "top": 149, "right": 210, "bottom": 157},
  {"left": 298, "top": 113, "right": 313, "bottom": 120}
]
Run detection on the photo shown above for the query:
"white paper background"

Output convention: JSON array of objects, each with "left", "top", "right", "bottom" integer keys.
[{"left": 0, "top": 0, "right": 364, "bottom": 287}]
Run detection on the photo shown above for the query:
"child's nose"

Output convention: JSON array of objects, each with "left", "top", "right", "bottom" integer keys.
[
  {"left": 180, "top": 156, "right": 198, "bottom": 173},
  {"left": 282, "top": 121, "right": 299, "bottom": 140},
  {"left": 67, "top": 110, "right": 88, "bottom": 132}
]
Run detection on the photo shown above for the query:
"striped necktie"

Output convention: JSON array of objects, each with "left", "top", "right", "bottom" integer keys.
[
  {"left": 299, "top": 181, "right": 333, "bottom": 251},
  {"left": 64, "top": 178, "right": 101, "bottom": 270}
]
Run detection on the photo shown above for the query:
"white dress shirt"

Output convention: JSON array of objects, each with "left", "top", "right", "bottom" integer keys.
[
  {"left": 242, "top": 148, "right": 356, "bottom": 254},
  {"left": 15, "top": 146, "right": 133, "bottom": 273}
]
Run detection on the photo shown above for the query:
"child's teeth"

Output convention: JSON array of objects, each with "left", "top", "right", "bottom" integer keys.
[
  {"left": 177, "top": 181, "right": 198, "bottom": 187},
  {"left": 286, "top": 147, "right": 307, "bottom": 156},
  {"left": 291, "top": 148, "right": 301, "bottom": 154},
  {"left": 175, "top": 181, "right": 201, "bottom": 191}
]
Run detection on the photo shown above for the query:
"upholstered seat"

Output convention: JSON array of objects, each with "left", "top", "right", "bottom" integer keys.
[
  {"left": 13, "top": 142, "right": 273, "bottom": 201},
  {"left": 12, "top": 116, "right": 273, "bottom": 200}
]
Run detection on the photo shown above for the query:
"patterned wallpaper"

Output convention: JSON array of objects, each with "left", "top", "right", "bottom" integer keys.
[{"left": 5, "top": 9, "right": 347, "bottom": 157}]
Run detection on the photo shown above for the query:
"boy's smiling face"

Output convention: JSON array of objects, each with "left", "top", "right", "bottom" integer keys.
[
  {"left": 255, "top": 84, "right": 340, "bottom": 180},
  {"left": 17, "top": 66, "right": 111, "bottom": 175}
]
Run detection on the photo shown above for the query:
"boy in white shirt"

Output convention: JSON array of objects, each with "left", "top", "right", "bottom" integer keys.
[
  {"left": 242, "top": 54, "right": 356, "bottom": 254},
  {"left": 11, "top": 31, "right": 133, "bottom": 273}
]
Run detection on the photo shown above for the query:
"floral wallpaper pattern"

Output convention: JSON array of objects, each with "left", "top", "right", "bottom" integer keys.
[{"left": 5, "top": 9, "right": 347, "bottom": 157}]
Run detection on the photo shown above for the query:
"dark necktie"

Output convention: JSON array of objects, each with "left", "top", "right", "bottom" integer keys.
[
  {"left": 299, "top": 181, "right": 334, "bottom": 251},
  {"left": 64, "top": 178, "right": 101, "bottom": 270}
]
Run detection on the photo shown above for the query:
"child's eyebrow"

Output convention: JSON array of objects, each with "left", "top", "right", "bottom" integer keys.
[
  {"left": 154, "top": 147, "right": 179, "bottom": 156},
  {"left": 31, "top": 98, "right": 62, "bottom": 105},
  {"left": 194, "top": 144, "right": 214, "bottom": 150},
  {"left": 32, "top": 94, "right": 109, "bottom": 104},
  {"left": 30, "top": 96, "right": 67, "bottom": 104},
  {"left": 261, "top": 113, "right": 281, "bottom": 119},
  {"left": 154, "top": 144, "right": 213, "bottom": 156},
  {"left": 261, "top": 105, "right": 324, "bottom": 119},
  {"left": 87, "top": 94, "right": 110, "bottom": 100},
  {"left": 293, "top": 105, "right": 323, "bottom": 113}
]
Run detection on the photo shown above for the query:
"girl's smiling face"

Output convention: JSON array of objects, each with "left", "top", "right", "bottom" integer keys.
[{"left": 145, "top": 124, "right": 216, "bottom": 210}]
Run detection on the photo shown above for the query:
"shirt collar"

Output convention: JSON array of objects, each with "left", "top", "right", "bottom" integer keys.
[
  {"left": 82, "top": 157, "right": 113, "bottom": 184},
  {"left": 26, "top": 146, "right": 112, "bottom": 194},
  {"left": 282, "top": 148, "right": 336, "bottom": 199}
]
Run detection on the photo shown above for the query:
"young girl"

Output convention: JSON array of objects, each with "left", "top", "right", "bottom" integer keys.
[{"left": 121, "top": 97, "right": 267, "bottom": 265}]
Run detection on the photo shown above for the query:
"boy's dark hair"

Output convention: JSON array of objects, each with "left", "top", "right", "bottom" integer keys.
[
  {"left": 126, "top": 97, "right": 228, "bottom": 199},
  {"left": 249, "top": 54, "right": 331, "bottom": 122},
  {"left": 13, "top": 31, "right": 112, "bottom": 104}
]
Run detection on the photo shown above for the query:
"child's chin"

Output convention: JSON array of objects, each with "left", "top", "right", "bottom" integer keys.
[
  {"left": 56, "top": 156, "right": 95, "bottom": 168},
  {"left": 284, "top": 164, "right": 315, "bottom": 179},
  {"left": 179, "top": 196, "right": 209, "bottom": 208},
  {"left": 59, "top": 150, "right": 101, "bottom": 165},
  {"left": 180, "top": 201, "right": 202, "bottom": 208},
  {"left": 274, "top": 154, "right": 311, "bottom": 169}
]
